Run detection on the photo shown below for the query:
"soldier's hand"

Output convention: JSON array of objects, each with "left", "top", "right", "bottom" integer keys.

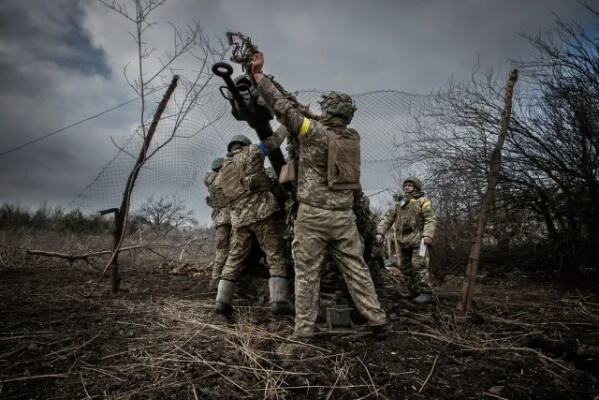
[
  {"left": 376, "top": 234, "right": 385, "bottom": 244},
  {"left": 250, "top": 52, "right": 264, "bottom": 75},
  {"left": 423, "top": 236, "right": 432, "bottom": 246}
]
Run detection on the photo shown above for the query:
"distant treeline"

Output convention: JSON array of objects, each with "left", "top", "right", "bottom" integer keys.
[
  {"left": 0, "top": 203, "right": 112, "bottom": 233},
  {"left": 0, "top": 196, "right": 199, "bottom": 235}
]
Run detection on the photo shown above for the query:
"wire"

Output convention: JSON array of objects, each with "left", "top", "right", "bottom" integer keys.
[{"left": 0, "top": 85, "right": 168, "bottom": 157}]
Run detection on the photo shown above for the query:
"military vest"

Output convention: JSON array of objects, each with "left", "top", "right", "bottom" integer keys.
[
  {"left": 395, "top": 195, "right": 428, "bottom": 233},
  {"left": 204, "top": 172, "right": 227, "bottom": 209},
  {"left": 326, "top": 127, "right": 361, "bottom": 190},
  {"left": 219, "top": 150, "right": 271, "bottom": 204}
]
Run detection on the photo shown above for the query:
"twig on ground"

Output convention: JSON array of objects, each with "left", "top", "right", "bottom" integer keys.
[
  {"left": 357, "top": 356, "right": 381, "bottom": 398},
  {"left": 80, "top": 372, "right": 92, "bottom": 399},
  {"left": 418, "top": 354, "right": 439, "bottom": 393},
  {"left": 0, "top": 373, "right": 69, "bottom": 383}
]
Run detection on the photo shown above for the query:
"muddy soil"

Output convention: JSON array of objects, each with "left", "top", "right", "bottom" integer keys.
[{"left": 1, "top": 259, "right": 598, "bottom": 399}]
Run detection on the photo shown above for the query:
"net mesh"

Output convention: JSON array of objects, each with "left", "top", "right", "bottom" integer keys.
[{"left": 71, "top": 77, "right": 431, "bottom": 224}]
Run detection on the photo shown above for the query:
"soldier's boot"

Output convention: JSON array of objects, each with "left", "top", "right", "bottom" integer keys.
[
  {"left": 215, "top": 279, "right": 235, "bottom": 316},
  {"left": 269, "top": 277, "right": 294, "bottom": 316},
  {"left": 370, "top": 322, "right": 389, "bottom": 340}
]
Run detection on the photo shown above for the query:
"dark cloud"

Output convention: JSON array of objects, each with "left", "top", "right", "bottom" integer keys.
[
  {"left": 0, "top": 51, "right": 49, "bottom": 95},
  {"left": 0, "top": 0, "right": 110, "bottom": 77},
  {"left": 0, "top": 0, "right": 597, "bottom": 221},
  {"left": 0, "top": 0, "right": 127, "bottom": 210},
  {"left": 199, "top": 0, "right": 596, "bottom": 93}
]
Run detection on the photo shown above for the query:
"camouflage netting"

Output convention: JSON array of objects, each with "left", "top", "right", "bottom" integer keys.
[{"left": 71, "top": 76, "right": 431, "bottom": 225}]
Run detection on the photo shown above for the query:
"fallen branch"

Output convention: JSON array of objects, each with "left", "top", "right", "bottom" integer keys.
[
  {"left": 26, "top": 244, "right": 170, "bottom": 264},
  {"left": 403, "top": 330, "right": 570, "bottom": 372},
  {"left": 357, "top": 356, "right": 381, "bottom": 398},
  {"left": 178, "top": 235, "right": 206, "bottom": 263}
]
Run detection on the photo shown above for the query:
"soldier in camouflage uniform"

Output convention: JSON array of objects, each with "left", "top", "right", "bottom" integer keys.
[
  {"left": 214, "top": 134, "right": 292, "bottom": 316},
  {"left": 354, "top": 191, "right": 385, "bottom": 290},
  {"left": 204, "top": 158, "right": 231, "bottom": 289},
  {"left": 250, "top": 52, "right": 387, "bottom": 339},
  {"left": 376, "top": 177, "right": 437, "bottom": 304}
]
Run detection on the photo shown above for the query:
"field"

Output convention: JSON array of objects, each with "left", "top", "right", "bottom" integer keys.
[{"left": 0, "top": 230, "right": 598, "bottom": 399}]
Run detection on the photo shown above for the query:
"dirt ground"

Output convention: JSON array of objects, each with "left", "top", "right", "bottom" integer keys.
[{"left": 1, "top": 238, "right": 598, "bottom": 399}]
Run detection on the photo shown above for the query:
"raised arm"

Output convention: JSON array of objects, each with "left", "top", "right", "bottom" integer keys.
[{"left": 250, "top": 52, "right": 313, "bottom": 139}]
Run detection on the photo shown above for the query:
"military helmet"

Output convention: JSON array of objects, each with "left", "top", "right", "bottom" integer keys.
[
  {"left": 319, "top": 91, "right": 356, "bottom": 123},
  {"left": 211, "top": 157, "right": 224, "bottom": 172},
  {"left": 227, "top": 134, "right": 252, "bottom": 152},
  {"left": 402, "top": 176, "right": 423, "bottom": 191}
]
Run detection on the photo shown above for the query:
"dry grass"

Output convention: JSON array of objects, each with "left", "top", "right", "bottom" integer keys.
[{"left": 1, "top": 228, "right": 597, "bottom": 399}]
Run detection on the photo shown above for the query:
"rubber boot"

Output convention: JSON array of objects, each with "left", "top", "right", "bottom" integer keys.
[
  {"left": 269, "top": 277, "right": 294, "bottom": 315},
  {"left": 215, "top": 279, "right": 235, "bottom": 316}
]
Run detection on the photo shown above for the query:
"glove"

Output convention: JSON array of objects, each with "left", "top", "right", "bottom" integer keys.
[{"left": 423, "top": 236, "right": 432, "bottom": 246}]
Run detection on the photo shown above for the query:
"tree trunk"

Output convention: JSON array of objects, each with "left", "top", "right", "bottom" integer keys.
[
  {"left": 100, "top": 75, "right": 179, "bottom": 293},
  {"left": 458, "top": 69, "right": 518, "bottom": 314}
]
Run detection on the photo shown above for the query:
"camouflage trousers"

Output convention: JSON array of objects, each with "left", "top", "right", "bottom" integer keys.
[
  {"left": 292, "top": 203, "right": 387, "bottom": 336},
  {"left": 399, "top": 245, "right": 433, "bottom": 295},
  {"left": 211, "top": 224, "right": 231, "bottom": 281},
  {"left": 220, "top": 215, "right": 288, "bottom": 282}
]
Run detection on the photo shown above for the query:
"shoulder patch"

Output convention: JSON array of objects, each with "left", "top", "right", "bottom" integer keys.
[
  {"left": 420, "top": 198, "right": 431, "bottom": 209},
  {"left": 299, "top": 118, "right": 311, "bottom": 138}
]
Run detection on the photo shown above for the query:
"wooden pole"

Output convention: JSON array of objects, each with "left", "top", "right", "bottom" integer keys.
[
  {"left": 97, "top": 75, "right": 179, "bottom": 293},
  {"left": 458, "top": 69, "right": 518, "bottom": 314}
]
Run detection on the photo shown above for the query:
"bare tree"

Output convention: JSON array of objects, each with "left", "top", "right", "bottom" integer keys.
[
  {"left": 96, "top": 0, "right": 228, "bottom": 292},
  {"left": 402, "top": 4, "right": 599, "bottom": 282},
  {"left": 132, "top": 195, "right": 197, "bottom": 233}
]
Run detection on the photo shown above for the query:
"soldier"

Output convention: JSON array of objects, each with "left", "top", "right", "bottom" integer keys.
[
  {"left": 376, "top": 177, "right": 437, "bottom": 304},
  {"left": 204, "top": 157, "right": 231, "bottom": 289},
  {"left": 214, "top": 134, "right": 293, "bottom": 317},
  {"left": 250, "top": 52, "right": 388, "bottom": 339}
]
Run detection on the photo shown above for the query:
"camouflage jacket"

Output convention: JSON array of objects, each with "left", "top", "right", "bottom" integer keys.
[
  {"left": 226, "top": 144, "right": 279, "bottom": 228},
  {"left": 257, "top": 77, "right": 356, "bottom": 211},
  {"left": 204, "top": 171, "right": 231, "bottom": 227},
  {"left": 376, "top": 192, "right": 436, "bottom": 248}
]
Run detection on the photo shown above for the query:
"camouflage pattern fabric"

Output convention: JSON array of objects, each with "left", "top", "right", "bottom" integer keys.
[
  {"left": 377, "top": 190, "right": 437, "bottom": 294},
  {"left": 353, "top": 191, "right": 384, "bottom": 289},
  {"left": 204, "top": 170, "right": 232, "bottom": 281},
  {"left": 211, "top": 223, "right": 231, "bottom": 281},
  {"left": 227, "top": 144, "right": 279, "bottom": 228},
  {"left": 204, "top": 171, "right": 231, "bottom": 227},
  {"left": 258, "top": 78, "right": 355, "bottom": 211},
  {"left": 257, "top": 77, "right": 386, "bottom": 336},
  {"left": 220, "top": 215, "right": 289, "bottom": 282},
  {"left": 321, "top": 191, "right": 385, "bottom": 295},
  {"left": 377, "top": 192, "right": 436, "bottom": 248},
  {"left": 399, "top": 246, "right": 432, "bottom": 295},
  {"left": 293, "top": 203, "right": 387, "bottom": 336}
]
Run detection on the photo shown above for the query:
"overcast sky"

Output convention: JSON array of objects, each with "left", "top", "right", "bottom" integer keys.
[{"left": 0, "top": 0, "right": 595, "bottom": 221}]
